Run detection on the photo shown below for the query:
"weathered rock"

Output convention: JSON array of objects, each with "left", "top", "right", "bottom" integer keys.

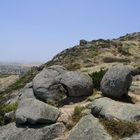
[
  {"left": 16, "top": 98, "right": 60, "bottom": 124},
  {"left": 4, "top": 111, "right": 15, "bottom": 125},
  {"left": 100, "top": 65, "right": 133, "bottom": 99},
  {"left": 68, "top": 114, "right": 112, "bottom": 140},
  {"left": 0, "top": 122, "right": 65, "bottom": 140},
  {"left": 79, "top": 39, "right": 88, "bottom": 46},
  {"left": 91, "top": 97, "right": 140, "bottom": 122},
  {"left": 24, "top": 82, "right": 33, "bottom": 88},
  {"left": 58, "top": 71, "right": 93, "bottom": 97},
  {"left": 48, "top": 65, "right": 67, "bottom": 73},
  {"left": 33, "top": 65, "right": 67, "bottom": 102},
  {"left": 19, "top": 88, "right": 36, "bottom": 101},
  {"left": 130, "top": 81, "right": 140, "bottom": 95},
  {"left": 121, "top": 133, "right": 140, "bottom": 140}
]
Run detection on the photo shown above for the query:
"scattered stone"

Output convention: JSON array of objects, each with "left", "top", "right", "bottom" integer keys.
[
  {"left": 16, "top": 98, "right": 60, "bottom": 124},
  {"left": 4, "top": 111, "right": 15, "bottom": 125},
  {"left": 101, "top": 65, "right": 133, "bottom": 99},
  {"left": 24, "top": 82, "right": 33, "bottom": 88},
  {"left": 91, "top": 97, "right": 140, "bottom": 122},
  {"left": 130, "top": 81, "right": 140, "bottom": 95},
  {"left": 68, "top": 114, "right": 112, "bottom": 140}
]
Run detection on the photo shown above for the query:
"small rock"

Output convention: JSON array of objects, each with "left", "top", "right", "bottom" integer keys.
[
  {"left": 24, "top": 82, "right": 33, "bottom": 88},
  {"left": 79, "top": 40, "right": 88, "bottom": 46},
  {"left": 4, "top": 111, "right": 15, "bottom": 125}
]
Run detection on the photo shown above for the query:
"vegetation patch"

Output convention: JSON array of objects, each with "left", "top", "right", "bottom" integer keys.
[
  {"left": 67, "top": 63, "right": 81, "bottom": 71},
  {"left": 0, "top": 102, "right": 18, "bottom": 125},
  {"left": 86, "top": 91, "right": 102, "bottom": 102},
  {"left": 66, "top": 106, "right": 85, "bottom": 130},
  {"left": 118, "top": 46, "right": 131, "bottom": 55},
  {"left": 100, "top": 118, "right": 140, "bottom": 139},
  {"left": 89, "top": 69, "right": 107, "bottom": 90}
]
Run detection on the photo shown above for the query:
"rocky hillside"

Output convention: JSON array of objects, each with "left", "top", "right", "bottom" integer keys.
[
  {"left": 0, "top": 32, "right": 140, "bottom": 140},
  {"left": 46, "top": 32, "right": 140, "bottom": 72}
]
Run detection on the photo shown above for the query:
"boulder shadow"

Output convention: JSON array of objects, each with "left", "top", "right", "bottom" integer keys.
[
  {"left": 58, "top": 96, "right": 87, "bottom": 107},
  {"left": 104, "top": 94, "right": 135, "bottom": 104}
]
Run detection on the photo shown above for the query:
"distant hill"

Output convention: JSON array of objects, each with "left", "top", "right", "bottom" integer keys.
[{"left": 0, "top": 62, "right": 41, "bottom": 75}]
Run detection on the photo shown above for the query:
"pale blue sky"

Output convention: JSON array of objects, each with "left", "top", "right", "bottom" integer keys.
[{"left": 0, "top": 0, "right": 139, "bottom": 63}]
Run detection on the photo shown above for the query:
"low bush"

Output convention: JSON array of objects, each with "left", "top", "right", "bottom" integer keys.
[
  {"left": 0, "top": 102, "right": 18, "bottom": 125},
  {"left": 66, "top": 106, "right": 85, "bottom": 130},
  {"left": 89, "top": 69, "right": 107, "bottom": 90},
  {"left": 100, "top": 118, "right": 140, "bottom": 139}
]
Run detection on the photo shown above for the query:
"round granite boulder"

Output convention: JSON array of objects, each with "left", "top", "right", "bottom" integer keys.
[
  {"left": 32, "top": 65, "right": 67, "bottom": 102},
  {"left": 100, "top": 65, "right": 133, "bottom": 99},
  {"left": 57, "top": 71, "right": 93, "bottom": 97}
]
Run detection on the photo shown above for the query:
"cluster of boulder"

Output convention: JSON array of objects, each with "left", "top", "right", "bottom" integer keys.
[
  {"left": 68, "top": 65, "right": 140, "bottom": 140},
  {"left": 0, "top": 65, "right": 94, "bottom": 140},
  {"left": 0, "top": 64, "right": 140, "bottom": 140}
]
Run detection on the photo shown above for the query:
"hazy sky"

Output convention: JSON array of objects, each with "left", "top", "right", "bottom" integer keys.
[{"left": 0, "top": 0, "right": 140, "bottom": 63}]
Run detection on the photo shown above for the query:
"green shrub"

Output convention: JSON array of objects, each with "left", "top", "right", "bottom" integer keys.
[
  {"left": 66, "top": 106, "right": 85, "bottom": 130},
  {"left": 0, "top": 102, "right": 18, "bottom": 125},
  {"left": 89, "top": 69, "right": 107, "bottom": 90},
  {"left": 86, "top": 91, "right": 102, "bottom": 102},
  {"left": 100, "top": 118, "right": 140, "bottom": 139},
  {"left": 67, "top": 63, "right": 81, "bottom": 71},
  {"left": 72, "top": 106, "right": 85, "bottom": 123}
]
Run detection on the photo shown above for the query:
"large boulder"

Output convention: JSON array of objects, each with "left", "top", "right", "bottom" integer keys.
[
  {"left": 33, "top": 65, "right": 67, "bottom": 102},
  {"left": 91, "top": 97, "right": 140, "bottom": 122},
  {"left": 16, "top": 98, "right": 60, "bottom": 124},
  {"left": 57, "top": 71, "right": 93, "bottom": 97},
  {"left": 100, "top": 65, "right": 133, "bottom": 99},
  {"left": 68, "top": 114, "right": 112, "bottom": 140},
  {"left": 0, "top": 122, "right": 65, "bottom": 140}
]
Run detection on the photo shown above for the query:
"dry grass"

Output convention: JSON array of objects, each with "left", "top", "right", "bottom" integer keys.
[{"left": 100, "top": 118, "right": 140, "bottom": 139}]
